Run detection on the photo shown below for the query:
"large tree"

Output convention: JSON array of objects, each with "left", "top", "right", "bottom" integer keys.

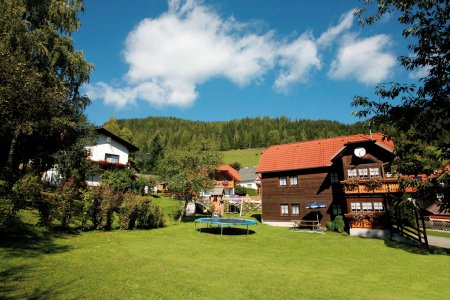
[
  {"left": 157, "top": 146, "right": 222, "bottom": 221},
  {"left": 352, "top": 0, "right": 449, "bottom": 209},
  {"left": 0, "top": 0, "right": 93, "bottom": 180}
]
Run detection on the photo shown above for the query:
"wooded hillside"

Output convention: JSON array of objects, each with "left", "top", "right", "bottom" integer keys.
[{"left": 112, "top": 116, "right": 366, "bottom": 152}]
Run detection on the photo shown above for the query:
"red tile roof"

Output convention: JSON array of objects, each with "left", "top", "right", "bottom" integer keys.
[
  {"left": 218, "top": 165, "right": 241, "bottom": 182},
  {"left": 257, "top": 133, "right": 394, "bottom": 173}
]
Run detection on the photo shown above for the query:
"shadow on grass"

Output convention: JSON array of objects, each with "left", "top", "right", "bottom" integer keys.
[
  {"left": 195, "top": 226, "right": 256, "bottom": 236},
  {"left": 0, "top": 220, "right": 75, "bottom": 258},
  {"left": 384, "top": 239, "right": 450, "bottom": 256},
  {"left": 0, "top": 264, "right": 77, "bottom": 299},
  {"left": 250, "top": 214, "right": 262, "bottom": 223}
]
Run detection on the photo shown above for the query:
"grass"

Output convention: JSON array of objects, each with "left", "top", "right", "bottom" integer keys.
[
  {"left": 427, "top": 230, "right": 450, "bottom": 239},
  {"left": 1, "top": 206, "right": 449, "bottom": 299},
  {"left": 221, "top": 148, "right": 264, "bottom": 167}
]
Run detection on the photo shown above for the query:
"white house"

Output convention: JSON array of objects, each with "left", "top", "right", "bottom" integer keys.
[
  {"left": 237, "top": 166, "right": 259, "bottom": 190},
  {"left": 85, "top": 128, "right": 138, "bottom": 186}
]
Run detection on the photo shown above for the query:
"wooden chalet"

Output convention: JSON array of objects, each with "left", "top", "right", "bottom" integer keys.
[
  {"left": 212, "top": 165, "right": 241, "bottom": 196},
  {"left": 257, "top": 133, "right": 406, "bottom": 237}
]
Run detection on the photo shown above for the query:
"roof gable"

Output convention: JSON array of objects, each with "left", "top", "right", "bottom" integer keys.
[
  {"left": 217, "top": 165, "right": 241, "bottom": 181},
  {"left": 95, "top": 128, "right": 139, "bottom": 152},
  {"left": 256, "top": 133, "right": 394, "bottom": 173}
]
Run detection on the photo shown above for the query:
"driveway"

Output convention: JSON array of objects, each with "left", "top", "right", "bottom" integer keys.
[{"left": 427, "top": 235, "right": 450, "bottom": 249}]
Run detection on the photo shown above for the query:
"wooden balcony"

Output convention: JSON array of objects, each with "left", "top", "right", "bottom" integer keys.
[
  {"left": 214, "top": 180, "right": 235, "bottom": 188},
  {"left": 341, "top": 178, "right": 408, "bottom": 195}
]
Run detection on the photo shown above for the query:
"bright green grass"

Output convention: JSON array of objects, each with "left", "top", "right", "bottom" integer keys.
[
  {"left": 221, "top": 148, "right": 264, "bottom": 167},
  {"left": 427, "top": 230, "right": 450, "bottom": 239},
  {"left": 1, "top": 213, "right": 449, "bottom": 299}
]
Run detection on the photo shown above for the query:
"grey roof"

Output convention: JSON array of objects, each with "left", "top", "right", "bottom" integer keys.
[
  {"left": 239, "top": 166, "right": 258, "bottom": 182},
  {"left": 211, "top": 188, "right": 224, "bottom": 196}
]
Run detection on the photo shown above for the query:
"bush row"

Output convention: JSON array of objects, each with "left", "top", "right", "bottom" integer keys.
[{"left": 2, "top": 174, "right": 164, "bottom": 231}]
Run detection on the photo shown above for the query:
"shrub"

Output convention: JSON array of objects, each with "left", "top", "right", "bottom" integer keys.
[
  {"left": 80, "top": 188, "right": 100, "bottom": 230},
  {"left": 234, "top": 185, "right": 247, "bottom": 196},
  {"left": 38, "top": 192, "right": 57, "bottom": 228},
  {"left": 119, "top": 192, "right": 141, "bottom": 229},
  {"left": 101, "top": 169, "right": 133, "bottom": 193},
  {"left": 56, "top": 177, "right": 78, "bottom": 229},
  {"left": 12, "top": 173, "right": 42, "bottom": 213},
  {"left": 118, "top": 194, "right": 165, "bottom": 229},
  {"left": 326, "top": 221, "right": 335, "bottom": 231},
  {"left": 333, "top": 215, "right": 345, "bottom": 233},
  {"left": 136, "top": 198, "right": 164, "bottom": 229},
  {"left": 0, "top": 179, "right": 9, "bottom": 196},
  {"left": 100, "top": 186, "right": 122, "bottom": 230}
]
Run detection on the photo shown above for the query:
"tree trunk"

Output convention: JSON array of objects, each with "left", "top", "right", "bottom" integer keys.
[
  {"left": 178, "top": 198, "right": 189, "bottom": 222},
  {"left": 5, "top": 128, "right": 20, "bottom": 179}
]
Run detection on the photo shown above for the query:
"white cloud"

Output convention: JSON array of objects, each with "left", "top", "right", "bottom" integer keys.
[
  {"left": 409, "top": 65, "right": 430, "bottom": 80},
  {"left": 91, "top": 0, "right": 279, "bottom": 109},
  {"left": 317, "top": 9, "right": 354, "bottom": 47},
  {"left": 327, "top": 34, "right": 396, "bottom": 85},
  {"left": 88, "top": 2, "right": 397, "bottom": 109},
  {"left": 274, "top": 33, "right": 321, "bottom": 92}
]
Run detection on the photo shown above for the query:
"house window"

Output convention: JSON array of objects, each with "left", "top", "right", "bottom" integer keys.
[
  {"left": 290, "top": 176, "right": 298, "bottom": 186},
  {"left": 351, "top": 202, "right": 361, "bottom": 212},
  {"left": 332, "top": 204, "right": 342, "bottom": 215},
  {"left": 348, "top": 169, "right": 357, "bottom": 178},
  {"left": 281, "top": 204, "right": 289, "bottom": 215},
  {"left": 291, "top": 204, "right": 300, "bottom": 215},
  {"left": 105, "top": 153, "right": 119, "bottom": 163},
  {"left": 330, "top": 173, "right": 339, "bottom": 183},
  {"left": 369, "top": 168, "right": 380, "bottom": 177},
  {"left": 362, "top": 202, "right": 373, "bottom": 211},
  {"left": 279, "top": 177, "right": 287, "bottom": 187},
  {"left": 358, "top": 168, "right": 369, "bottom": 178},
  {"left": 373, "top": 202, "right": 384, "bottom": 211}
]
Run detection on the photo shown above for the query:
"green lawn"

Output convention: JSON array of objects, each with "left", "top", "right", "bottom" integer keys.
[
  {"left": 427, "top": 230, "right": 450, "bottom": 239},
  {"left": 1, "top": 209, "right": 449, "bottom": 299},
  {"left": 221, "top": 148, "right": 264, "bottom": 167}
]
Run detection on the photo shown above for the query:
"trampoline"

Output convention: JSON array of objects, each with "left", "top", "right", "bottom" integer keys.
[{"left": 195, "top": 217, "right": 257, "bottom": 235}]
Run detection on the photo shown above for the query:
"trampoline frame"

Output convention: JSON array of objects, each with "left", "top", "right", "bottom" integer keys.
[{"left": 194, "top": 217, "right": 257, "bottom": 235}]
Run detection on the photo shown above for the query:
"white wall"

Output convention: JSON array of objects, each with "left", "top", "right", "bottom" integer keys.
[
  {"left": 237, "top": 180, "right": 257, "bottom": 190},
  {"left": 86, "top": 133, "right": 129, "bottom": 165}
]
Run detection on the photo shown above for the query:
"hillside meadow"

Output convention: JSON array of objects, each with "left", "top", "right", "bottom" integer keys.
[
  {"left": 1, "top": 197, "right": 449, "bottom": 300},
  {"left": 221, "top": 148, "right": 264, "bottom": 167}
]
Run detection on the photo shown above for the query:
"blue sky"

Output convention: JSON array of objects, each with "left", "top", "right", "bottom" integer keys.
[{"left": 75, "top": 0, "right": 417, "bottom": 126}]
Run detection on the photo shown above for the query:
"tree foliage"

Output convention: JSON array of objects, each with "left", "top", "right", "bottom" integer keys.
[
  {"left": 353, "top": 0, "right": 450, "bottom": 210},
  {"left": 136, "top": 131, "right": 164, "bottom": 173},
  {"left": 353, "top": 0, "right": 449, "bottom": 158},
  {"left": 115, "top": 116, "right": 366, "bottom": 155},
  {"left": 157, "top": 147, "right": 222, "bottom": 221},
  {"left": 0, "top": 0, "right": 93, "bottom": 179}
]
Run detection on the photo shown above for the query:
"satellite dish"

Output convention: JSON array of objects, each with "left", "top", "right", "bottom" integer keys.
[{"left": 354, "top": 147, "right": 366, "bottom": 158}]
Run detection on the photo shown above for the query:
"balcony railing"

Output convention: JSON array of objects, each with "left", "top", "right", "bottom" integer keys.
[
  {"left": 341, "top": 178, "right": 413, "bottom": 194},
  {"left": 344, "top": 213, "right": 388, "bottom": 229},
  {"left": 214, "top": 180, "right": 234, "bottom": 188}
]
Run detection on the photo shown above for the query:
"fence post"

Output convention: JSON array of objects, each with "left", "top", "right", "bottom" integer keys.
[{"left": 413, "top": 206, "right": 422, "bottom": 244}]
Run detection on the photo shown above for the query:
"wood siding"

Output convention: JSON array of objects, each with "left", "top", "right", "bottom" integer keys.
[
  {"left": 260, "top": 140, "right": 396, "bottom": 226},
  {"left": 261, "top": 168, "right": 339, "bottom": 223}
]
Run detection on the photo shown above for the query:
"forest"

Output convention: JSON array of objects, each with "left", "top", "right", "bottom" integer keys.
[{"left": 112, "top": 116, "right": 367, "bottom": 152}]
